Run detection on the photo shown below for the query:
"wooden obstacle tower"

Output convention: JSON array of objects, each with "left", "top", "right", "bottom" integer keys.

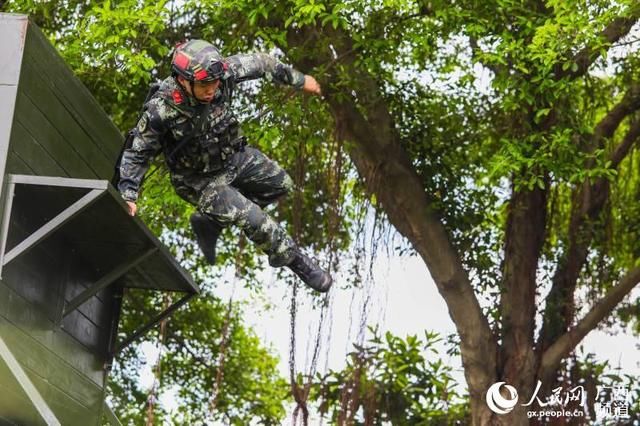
[{"left": 0, "top": 14, "right": 199, "bottom": 425}]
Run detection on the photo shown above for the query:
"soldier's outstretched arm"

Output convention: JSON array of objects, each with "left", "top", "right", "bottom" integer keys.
[
  {"left": 226, "top": 53, "right": 322, "bottom": 95},
  {"left": 118, "top": 101, "right": 165, "bottom": 216}
]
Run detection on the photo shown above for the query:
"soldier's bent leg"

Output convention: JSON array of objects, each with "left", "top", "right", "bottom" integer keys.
[
  {"left": 229, "top": 147, "right": 294, "bottom": 207},
  {"left": 198, "top": 182, "right": 295, "bottom": 267},
  {"left": 199, "top": 163, "right": 333, "bottom": 291}
]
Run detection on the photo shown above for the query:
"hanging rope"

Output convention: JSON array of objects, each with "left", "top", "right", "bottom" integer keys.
[
  {"left": 333, "top": 198, "right": 382, "bottom": 423},
  {"left": 289, "top": 132, "right": 308, "bottom": 425},
  {"left": 145, "top": 293, "right": 172, "bottom": 426},
  {"left": 339, "top": 243, "right": 382, "bottom": 426},
  {"left": 317, "top": 124, "right": 346, "bottom": 426},
  {"left": 289, "top": 100, "right": 352, "bottom": 425},
  {"left": 208, "top": 235, "right": 244, "bottom": 415},
  {"left": 287, "top": 119, "right": 337, "bottom": 425}
]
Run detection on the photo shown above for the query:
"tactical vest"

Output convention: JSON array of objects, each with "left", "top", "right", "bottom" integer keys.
[
  {"left": 154, "top": 78, "right": 246, "bottom": 175},
  {"left": 113, "top": 77, "right": 248, "bottom": 191}
]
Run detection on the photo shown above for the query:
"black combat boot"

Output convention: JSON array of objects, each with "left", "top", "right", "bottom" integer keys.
[
  {"left": 190, "top": 212, "right": 222, "bottom": 265},
  {"left": 287, "top": 248, "right": 333, "bottom": 292}
]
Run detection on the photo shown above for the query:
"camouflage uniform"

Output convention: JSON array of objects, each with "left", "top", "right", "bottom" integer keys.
[{"left": 118, "top": 53, "right": 305, "bottom": 266}]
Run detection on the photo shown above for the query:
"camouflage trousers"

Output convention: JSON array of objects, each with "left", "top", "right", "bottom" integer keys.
[{"left": 171, "top": 146, "right": 295, "bottom": 267}]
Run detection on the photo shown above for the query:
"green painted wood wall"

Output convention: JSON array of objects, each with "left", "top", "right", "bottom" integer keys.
[{"left": 0, "top": 14, "right": 126, "bottom": 425}]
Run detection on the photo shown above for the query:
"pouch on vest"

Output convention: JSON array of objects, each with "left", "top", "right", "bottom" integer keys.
[{"left": 111, "top": 82, "right": 161, "bottom": 187}]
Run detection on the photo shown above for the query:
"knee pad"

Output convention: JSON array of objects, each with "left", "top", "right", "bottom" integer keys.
[
  {"left": 281, "top": 173, "right": 294, "bottom": 193},
  {"left": 190, "top": 211, "right": 224, "bottom": 232}
]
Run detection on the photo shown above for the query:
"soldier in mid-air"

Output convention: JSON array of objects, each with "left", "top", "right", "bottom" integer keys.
[{"left": 117, "top": 40, "right": 332, "bottom": 292}]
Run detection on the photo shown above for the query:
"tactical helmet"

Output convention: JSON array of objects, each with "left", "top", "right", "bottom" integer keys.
[{"left": 171, "top": 40, "right": 227, "bottom": 82}]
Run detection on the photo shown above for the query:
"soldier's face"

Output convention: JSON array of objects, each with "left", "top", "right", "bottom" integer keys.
[
  {"left": 179, "top": 77, "right": 220, "bottom": 103},
  {"left": 192, "top": 80, "right": 220, "bottom": 103}
]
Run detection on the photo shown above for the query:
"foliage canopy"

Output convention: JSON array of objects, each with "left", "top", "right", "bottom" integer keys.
[{"left": 4, "top": 0, "right": 640, "bottom": 423}]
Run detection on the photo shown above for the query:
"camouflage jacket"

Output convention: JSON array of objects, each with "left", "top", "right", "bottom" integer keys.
[{"left": 118, "top": 53, "right": 306, "bottom": 202}]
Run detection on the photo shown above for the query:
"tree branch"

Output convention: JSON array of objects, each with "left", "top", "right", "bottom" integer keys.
[
  {"left": 469, "top": 36, "right": 506, "bottom": 77},
  {"left": 589, "top": 84, "right": 640, "bottom": 154},
  {"left": 416, "top": 0, "right": 433, "bottom": 17},
  {"left": 167, "top": 329, "right": 213, "bottom": 369},
  {"left": 558, "top": 4, "right": 640, "bottom": 80},
  {"left": 539, "top": 100, "right": 640, "bottom": 360},
  {"left": 540, "top": 266, "right": 640, "bottom": 382},
  {"left": 611, "top": 117, "right": 640, "bottom": 168}
]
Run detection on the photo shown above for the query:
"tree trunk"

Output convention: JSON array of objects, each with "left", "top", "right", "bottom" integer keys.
[{"left": 500, "top": 182, "right": 547, "bottom": 386}]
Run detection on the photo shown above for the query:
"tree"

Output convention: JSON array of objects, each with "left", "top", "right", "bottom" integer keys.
[
  {"left": 6, "top": 0, "right": 640, "bottom": 424},
  {"left": 109, "top": 287, "right": 289, "bottom": 425},
  {"left": 187, "top": 1, "right": 640, "bottom": 423},
  {"left": 315, "top": 329, "right": 469, "bottom": 425}
]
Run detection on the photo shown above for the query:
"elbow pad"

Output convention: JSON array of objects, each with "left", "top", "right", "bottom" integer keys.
[{"left": 274, "top": 63, "right": 305, "bottom": 88}]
